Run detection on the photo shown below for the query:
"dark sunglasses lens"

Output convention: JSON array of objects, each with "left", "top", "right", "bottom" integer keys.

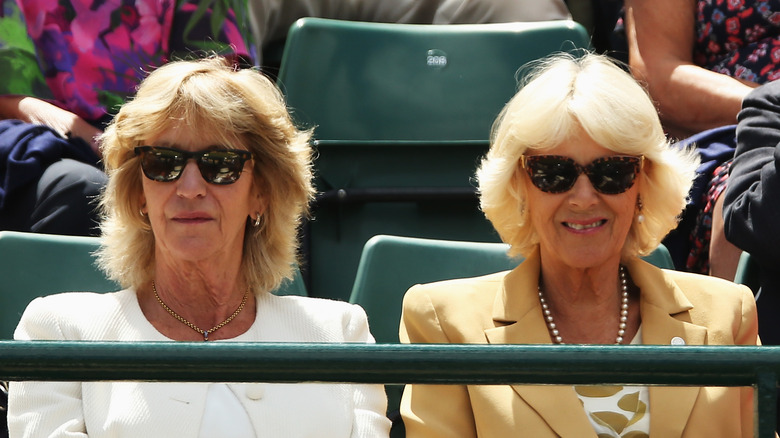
[
  {"left": 527, "top": 157, "right": 579, "bottom": 193},
  {"left": 140, "top": 149, "right": 184, "bottom": 182},
  {"left": 197, "top": 151, "right": 247, "bottom": 185},
  {"left": 588, "top": 158, "right": 639, "bottom": 194}
]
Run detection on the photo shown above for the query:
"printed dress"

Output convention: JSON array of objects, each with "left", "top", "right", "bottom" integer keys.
[
  {"left": 0, "top": 0, "right": 252, "bottom": 128},
  {"left": 694, "top": 0, "right": 780, "bottom": 83}
]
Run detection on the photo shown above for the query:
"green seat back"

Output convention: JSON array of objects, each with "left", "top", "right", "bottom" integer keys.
[
  {"left": 348, "top": 234, "right": 518, "bottom": 344},
  {"left": 734, "top": 251, "right": 760, "bottom": 295},
  {"left": 304, "top": 139, "right": 501, "bottom": 299},
  {"left": 642, "top": 244, "right": 675, "bottom": 271},
  {"left": 277, "top": 18, "right": 591, "bottom": 300},
  {"left": 0, "top": 231, "right": 118, "bottom": 340},
  {"left": 0, "top": 231, "right": 307, "bottom": 340},
  {"left": 278, "top": 18, "right": 590, "bottom": 141}
]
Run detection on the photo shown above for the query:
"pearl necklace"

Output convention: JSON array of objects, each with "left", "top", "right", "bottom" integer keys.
[
  {"left": 538, "top": 265, "right": 629, "bottom": 345},
  {"left": 153, "top": 281, "right": 249, "bottom": 341}
]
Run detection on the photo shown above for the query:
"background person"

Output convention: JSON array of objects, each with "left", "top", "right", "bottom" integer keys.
[
  {"left": 0, "top": 0, "right": 251, "bottom": 236},
  {"left": 723, "top": 79, "right": 780, "bottom": 349},
  {"left": 400, "top": 52, "right": 759, "bottom": 438},
  {"left": 622, "top": 0, "right": 780, "bottom": 280},
  {"left": 8, "top": 57, "right": 390, "bottom": 438}
]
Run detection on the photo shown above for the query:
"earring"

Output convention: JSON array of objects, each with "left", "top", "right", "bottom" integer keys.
[
  {"left": 254, "top": 214, "right": 262, "bottom": 227},
  {"left": 139, "top": 209, "right": 147, "bottom": 217},
  {"left": 636, "top": 196, "right": 645, "bottom": 224}
]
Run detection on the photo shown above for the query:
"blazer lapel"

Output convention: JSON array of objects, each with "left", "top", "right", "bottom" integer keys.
[
  {"left": 484, "top": 250, "right": 597, "bottom": 438},
  {"left": 627, "top": 258, "right": 707, "bottom": 437}
]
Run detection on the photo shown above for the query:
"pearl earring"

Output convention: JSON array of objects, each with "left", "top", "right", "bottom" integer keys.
[
  {"left": 636, "top": 196, "right": 645, "bottom": 224},
  {"left": 254, "top": 215, "right": 261, "bottom": 227}
]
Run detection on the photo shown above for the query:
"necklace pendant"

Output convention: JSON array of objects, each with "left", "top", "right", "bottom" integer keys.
[{"left": 203, "top": 331, "right": 209, "bottom": 341}]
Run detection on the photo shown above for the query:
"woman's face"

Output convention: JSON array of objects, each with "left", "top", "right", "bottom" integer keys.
[
  {"left": 524, "top": 130, "right": 639, "bottom": 270},
  {"left": 139, "top": 124, "right": 263, "bottom": 267}
]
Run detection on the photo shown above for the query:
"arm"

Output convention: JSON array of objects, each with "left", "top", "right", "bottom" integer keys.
[
  {"left": 723, "top": 81, "right": 780, "bottom": 260},
  {"left": 342, "top": 304, "right": 392, "bottom": 438},
  {"left": 7, "top": 297, "right": 87, "bottom": 438},
  {"left": 0, "top": 1, "right": 101, "bottom": 156},
  {"left": 0, "top": 96, "right": 102, "bottom": 156},
  {"left": 623, "top": 0, "right": 756, "bottom": 139},
  {"left": 399, "top": 286, "right": 477, "bottom": 438}
]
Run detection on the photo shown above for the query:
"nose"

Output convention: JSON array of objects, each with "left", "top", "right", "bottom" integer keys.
[
  {"left": 175, "top": 160, "right": 207, "bottom": 198},
  {"left": 568, "top": 173, "right": 599, "bottom": 208}
]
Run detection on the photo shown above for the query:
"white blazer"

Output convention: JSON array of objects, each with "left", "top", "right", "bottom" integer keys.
[{"left": 9, "top": 290, "right": 391, "bottom": 438}]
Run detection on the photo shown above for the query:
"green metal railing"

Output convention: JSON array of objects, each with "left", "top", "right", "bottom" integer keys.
[{"left": 1, "top": 341, "right": 778, "bottom": 436}]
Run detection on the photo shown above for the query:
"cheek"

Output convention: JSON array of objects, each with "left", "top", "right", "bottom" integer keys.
[
  {"left": 526, "top": 191, "right": 557, "bottom": 220},
  {"left": 611, "top": 195, "right": 638, "bottom": 233}
]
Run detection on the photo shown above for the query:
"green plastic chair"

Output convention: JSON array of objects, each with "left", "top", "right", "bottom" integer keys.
[
  {"left": 0, "top": 231, "right": 118, "bottom": 340},
  {"left": 277, "top": 18, "right": 591, "bottom": 300},
  {"left": 347, "top": 234, "right": 518, "bottom": 436},
  {"left": 347, "top": 234, "right": 673, "bottom": 434},
  {"left": 734, "top": 251, "right": 760, "bottom": 295},
  {"left": 278, "top": 18, "right": 590, "bottom": 141},
  {"left": 0, "top": 231, "right": 307, "bottom": 340}
]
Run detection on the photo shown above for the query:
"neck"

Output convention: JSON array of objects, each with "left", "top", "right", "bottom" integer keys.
[
  {"left": 538, "top": 263, "right": 636, "bottom": 344},
  {"left": 139, "top": 259, "right": 256, "bottom": 341},
  {"left": 539, "top": 263, "right": 622, "bottom": 308}
]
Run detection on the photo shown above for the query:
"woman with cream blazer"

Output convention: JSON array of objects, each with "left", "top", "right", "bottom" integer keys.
[{"left": 10, "top": 291, "right": 389, "bottom": 437}]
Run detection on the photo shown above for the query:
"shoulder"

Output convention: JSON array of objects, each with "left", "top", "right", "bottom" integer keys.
[
  {"left": 15, "top": 289, "right": 136, "bottom": 340},
  {"left": 267, "top": 294, "right": 366, "bottom": 320},
  {"left": 656, "top": 269, "right": 757, "bottom": 340},
  {"left": 401, "top": 271, "right": 509, "bottom": 330},
  {"left": 403, "top": 271, "right": 509, "bottom": 309},
  {"left": 258, "top": 294, "right": 372, "bottom": 342},
  {"left": 400, "top": 271, "right": 510, "bottom": 344},
  {"left": 662, "top": 269, "right": 753, "bottom": 304}
]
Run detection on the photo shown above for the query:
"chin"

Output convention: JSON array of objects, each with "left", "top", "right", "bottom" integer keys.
[{"left": 560, "top": 250, "right": 618, "bottom": 269}]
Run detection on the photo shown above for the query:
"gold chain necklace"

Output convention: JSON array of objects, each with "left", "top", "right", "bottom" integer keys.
[{"left": 152, "top": 281, "right": 249, "bottom": 341}]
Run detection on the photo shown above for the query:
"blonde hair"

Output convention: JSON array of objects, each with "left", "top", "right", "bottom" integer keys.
[
  {"left": 97, "top": 57, "right": 314, "bottom": 293},
  {"left": 476, "top": 52, "right": 699, "bottom": 259}
]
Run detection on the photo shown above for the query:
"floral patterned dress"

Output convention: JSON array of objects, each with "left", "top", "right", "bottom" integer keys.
[
  {"left": 0, "top": 0, "right": 252, "bottom": 128},
  {"left": 694, "top": 0, "right": 780, "bottom": 83}
]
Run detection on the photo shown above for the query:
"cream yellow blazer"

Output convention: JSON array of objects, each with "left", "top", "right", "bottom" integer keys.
[{"left": 400, "top": 249, "right": 759, "bottom": 438}]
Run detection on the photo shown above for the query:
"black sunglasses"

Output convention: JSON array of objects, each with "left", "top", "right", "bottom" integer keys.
[
  {"left": 134, "top": 146, "right": 252, "bottom": 185},
  {"left": 521, "top": 154, "right": 644, "bottom": 195}
]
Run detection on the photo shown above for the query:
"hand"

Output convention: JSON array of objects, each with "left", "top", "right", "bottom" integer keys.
[{"left": 0, "top": 95, "right": 102, "bottom": 157}]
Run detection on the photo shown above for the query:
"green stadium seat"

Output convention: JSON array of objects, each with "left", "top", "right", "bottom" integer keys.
[{"left": 734, "top": 251, "right": 760, "bottom": 295}]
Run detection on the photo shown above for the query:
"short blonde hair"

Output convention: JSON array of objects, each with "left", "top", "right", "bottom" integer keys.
[
  {"left": 476, "top": 52, "right": 699, "bottom": 259},
  {"left": 97, "top": 57, "right": 314, "bottom": 293}
]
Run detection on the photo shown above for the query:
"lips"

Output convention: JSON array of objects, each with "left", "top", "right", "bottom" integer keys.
[
  {"left": 564, "top": 219, "right": 607, "bottom": 230},
  {"left": 173, "top": 212, "right": 212, "bottom": 222}
]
